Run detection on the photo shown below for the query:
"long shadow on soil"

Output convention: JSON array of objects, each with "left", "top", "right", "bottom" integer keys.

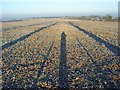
[
  {"left": 69, "top": 22, "right": 120, "bottom": 56},
  {"left": 58, "top": 32, "right": 69, "bottom": 89},
  {"left": 2, "top": 22, "right": 57, "bottom": 50}
]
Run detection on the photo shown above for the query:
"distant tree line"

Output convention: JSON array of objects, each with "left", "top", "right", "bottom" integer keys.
[
  {"left": 103, "top": 15, "right": 114, "bottom": 21},
  {"left": 65, "top": 15, "right": 118, "bottom": 22}
]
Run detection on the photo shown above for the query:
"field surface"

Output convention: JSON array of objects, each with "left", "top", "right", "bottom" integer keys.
[{"left": 1, "top": 18, "right": 120, "bottom": 89}]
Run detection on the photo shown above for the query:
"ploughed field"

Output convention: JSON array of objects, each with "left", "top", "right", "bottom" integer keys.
[{"left": 1, "top": 19, "right": 120, "bottom": 89}]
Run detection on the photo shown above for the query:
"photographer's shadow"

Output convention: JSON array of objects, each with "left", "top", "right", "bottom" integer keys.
[{"left": 58, "top": 32, "right": 69, "bottom": 89}]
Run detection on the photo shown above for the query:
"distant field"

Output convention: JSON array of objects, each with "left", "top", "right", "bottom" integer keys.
[{"left": 1, "top": 18, "right": 120, "bottom": 89}]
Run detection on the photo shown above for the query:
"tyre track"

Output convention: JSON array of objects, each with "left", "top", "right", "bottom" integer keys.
[
  {"left": 76, "top": 37, "right": 95, "bottom": 64},
  {"left": 2, "top": 22, "right": 58, "bottom": 50},
  {"left": 37, "top": 41, "right": 55, "bottom": 77},
  {"left": 76, "top": 37, "right": 117, "bottom": 88},
  {"left": 2, "top": 22, "right": 53, "bottom": 31},
  {"left": 68, "top": 22, "right": 120, "bottom": 56},
  {"left": 33, "top": 41, "right": 55, "bottom": 87}
]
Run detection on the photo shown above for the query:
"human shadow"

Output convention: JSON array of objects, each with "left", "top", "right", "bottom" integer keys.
[
  {"left": 69, "top": 22, "right": 120, "bottom": 56},
  {"left": 58, "top": 32, "right": 69, "bottom": 89},
  {"left": 2, "top": 22, "right": 57, "bottom": 50}
]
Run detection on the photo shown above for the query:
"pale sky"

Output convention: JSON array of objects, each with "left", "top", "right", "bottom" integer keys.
[
  {"left": 1, "top": 0, "right": 119, "bottom": 2},
  {"left": 1, "top": 0, "right": 119, "bottom": 18}
]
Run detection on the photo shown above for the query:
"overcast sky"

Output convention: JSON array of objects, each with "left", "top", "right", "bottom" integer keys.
[{"left": 1, "top": 0, "right": 119, "bottom": 18}]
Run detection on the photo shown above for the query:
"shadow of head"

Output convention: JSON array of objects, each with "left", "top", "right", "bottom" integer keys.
[{"left": 61, "top": 31, "right": 66, "bottom": 39}]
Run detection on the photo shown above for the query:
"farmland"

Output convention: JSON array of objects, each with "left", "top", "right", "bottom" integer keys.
[{"left": 1, "top": 18, "right": 120, "bottom": 89}]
